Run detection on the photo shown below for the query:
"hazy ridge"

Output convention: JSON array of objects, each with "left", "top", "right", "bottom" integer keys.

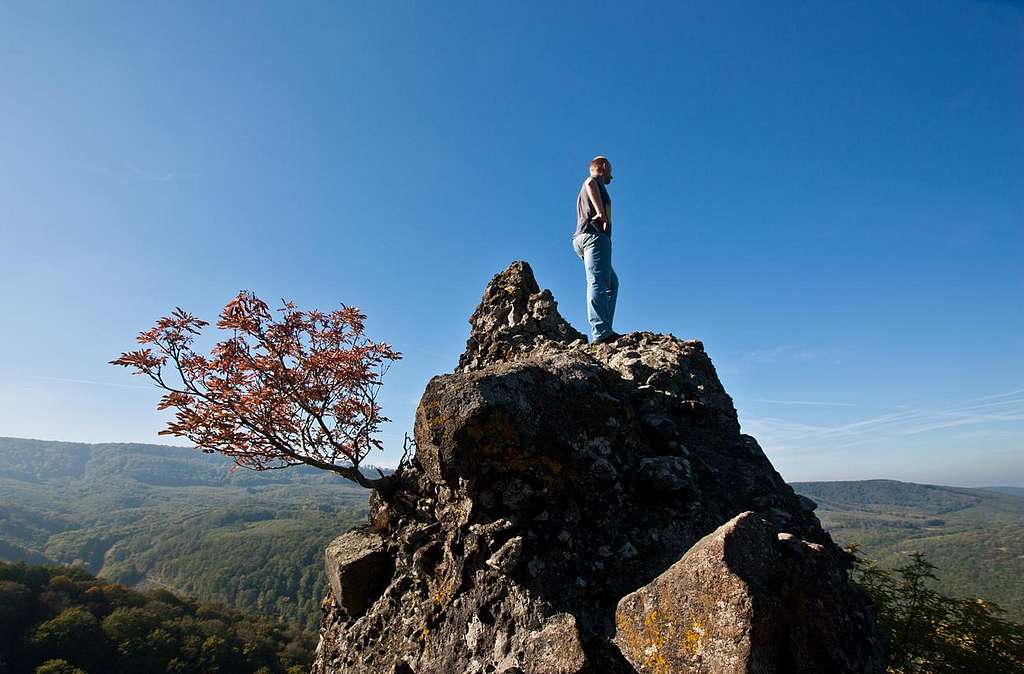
[{"left": 793, "top": 478, "right": 1024, "bottom": 622}]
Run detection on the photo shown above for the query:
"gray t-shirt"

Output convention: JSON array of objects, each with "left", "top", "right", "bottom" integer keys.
[{"left": 575, "top": 176, "right": 611, "bottom": 238}]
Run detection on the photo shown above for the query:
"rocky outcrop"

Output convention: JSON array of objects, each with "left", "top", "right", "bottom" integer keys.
[
  {"left": 311, "top": 261, "right": 886, "bottom": 674},
  {"left": 457, "top": 260, "right": 586, "bottom": 373}
]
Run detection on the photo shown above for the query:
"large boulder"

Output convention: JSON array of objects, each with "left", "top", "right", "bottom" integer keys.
[
  {"left": 311, "top": 261, "right": 886, "bottom": 674},
  {"left": 323, "top": 528, "right": 393, "bottom": 619},
  {"left": 614, "top": 512, "right": 887, "bottom": 673}
]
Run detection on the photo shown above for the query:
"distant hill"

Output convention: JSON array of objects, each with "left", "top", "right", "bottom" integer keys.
[
  {"left": 986, "top": 486, "right": 1024, "bottom": 497},
  {"left": 792, "top": 479, "right": 1024, "bottom": 622},
  {"left": 0, "top": 437, "right": 372, "bottom": 630}
]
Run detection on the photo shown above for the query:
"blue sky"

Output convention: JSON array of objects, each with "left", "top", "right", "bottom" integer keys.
[{"left": 1, "top": 1, "right": 1021, "bottom": 486}]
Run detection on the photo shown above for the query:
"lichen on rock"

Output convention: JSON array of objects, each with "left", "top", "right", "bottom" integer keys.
[
  {"left": 613, "top": 512, "right": 886, "bottom": 673},
  {"left": 311, "top": 261, "right": 886, "bottom": 674}
]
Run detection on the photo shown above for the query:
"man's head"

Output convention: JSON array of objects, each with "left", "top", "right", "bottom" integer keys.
[{"left": 589, "top": 156, "right": 613, "bottom": 184}]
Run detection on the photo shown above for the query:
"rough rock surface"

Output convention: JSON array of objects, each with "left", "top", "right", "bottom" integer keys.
[
  {"left": 614, "top": 512, "right": 885, "bottom": 673},
  {"left": 457, "top": 260, "right": 586, "bottom": 373},
  {"left": 311, "top": 261, "right": 886, "bottom": 674}
]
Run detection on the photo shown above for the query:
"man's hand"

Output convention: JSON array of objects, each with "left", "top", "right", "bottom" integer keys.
[{"left": 585, "top": 179, "right": 609, "bottom": 231}]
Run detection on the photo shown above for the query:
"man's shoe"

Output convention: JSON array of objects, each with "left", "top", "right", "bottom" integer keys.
[{"left": 593, "top": 331, "right": 622, "bottom": 345}]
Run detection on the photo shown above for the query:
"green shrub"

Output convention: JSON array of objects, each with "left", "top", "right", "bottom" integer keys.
[{"left": 851, "top": 547, "right": 1024, "bottom": 673}]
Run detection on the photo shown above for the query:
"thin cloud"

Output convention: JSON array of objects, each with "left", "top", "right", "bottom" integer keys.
[
  {"left": 8, "top": 386, "right": 42, "bottom": 394},
  {"left": 946, "top": 397, "right": 1024, "bottom": 413},
  {"left": 79, "top": 160, "right": 192, "bottom": 183},
  {"left": 961, "top": 387, "right": 1024, "bottom": 404},
  {"left": 750, "top": 398, "right": 855, "bottom": 407},
  {"left": 745, "top": 390, "right": 1024, "bottom": 455},
  {"left": 34, "top": 376, "right": 152, "bottom": 390},
  {"left": 897, "top": 409, "right": 1024, "bottom": 436},
  {"left": 741, "top": 344, "right": 842, "bottom": 365}
]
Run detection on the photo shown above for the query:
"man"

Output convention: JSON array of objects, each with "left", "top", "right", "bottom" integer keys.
[{"left": 573, "top": 156, "right": 621, "bottom": 344}]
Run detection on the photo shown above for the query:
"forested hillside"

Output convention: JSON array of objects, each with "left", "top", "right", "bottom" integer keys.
[
  {"left": 0, "top": 437, "right": 371, "bottom": 630},
  {"left": 793, "top": 479, "right": 1024, "bottom": 622},
  {"left": 0, "top": 561, "right": 315, "bottom": 674}
]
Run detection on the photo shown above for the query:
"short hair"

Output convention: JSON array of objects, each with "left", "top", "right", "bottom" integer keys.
[{"left": 590, "top": 156, "right": 610, "bottom": 172}]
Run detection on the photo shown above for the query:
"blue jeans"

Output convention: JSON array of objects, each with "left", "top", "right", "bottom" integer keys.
[{"left": 572, "top": 232, "right": 619, "bottom": 341}]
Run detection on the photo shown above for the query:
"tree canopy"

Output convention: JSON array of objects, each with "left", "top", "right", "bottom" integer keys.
[
  {"left": 112, "top": 292, "right": 406, "bottom": 491},
  {"left": 0, "top": 561, "right": 313, "bottom": 674}
]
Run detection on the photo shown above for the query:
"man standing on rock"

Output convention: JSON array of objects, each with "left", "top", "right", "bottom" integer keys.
[{"left": 573, "top": 156, "right": 621, "bottom": 344}]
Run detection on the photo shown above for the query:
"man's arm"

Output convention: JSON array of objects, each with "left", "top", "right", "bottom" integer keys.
[{"left": 585, "top": 178, "right": 611, "bottom": 232}]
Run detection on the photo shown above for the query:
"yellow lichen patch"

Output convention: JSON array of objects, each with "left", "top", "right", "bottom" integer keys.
[
  {"left": 466, "top": 410, "right": 521, "bottom": 455},
  {"left": 683, "top": 619, "right": 704, "bottom": 655},
  {"left": 419, "top": 625, "right": 431, "bottom": 653},
  {"left": 466, "top": 411, "right": 538, "bottom": 473},
  {"left": 462, "top": 409, "right": 574, "bottom": 490},
  {"left": 432, "top": 587, "right": 452, "bottom": 607},
  {"left": 642, "top": 610, "right": 672, "bottom": 674},
  {"left": 616, "top": 596, "right": 714, "bottom": 674},
  {"left": 420, "top": 399, "right": 448, "bottom": 434},
  {"left": 615, "top": 607, "right": 671, "bottom": 674}
]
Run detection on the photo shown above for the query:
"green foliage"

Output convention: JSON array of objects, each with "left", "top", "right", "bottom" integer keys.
[
  {"left": 34, "top": 660, "right": 87, "bottom": 674},
  {"left": 851, "top": 547, "right": 1024, "bottom": 673},
  {"left": 0, "top": 561, "right": 314, "bottom": 674},
  {"left": 0, "top": 580, "right": 34, "bottom": 633},
  {"left": 794, "top": 479, "right": 1024, "bottom": 622},
  {"left": 31, "top": 606, "right": 107, "bottom": 671},
  {"left": 0, "top": 437, "right": 370, "bottom": 629}
]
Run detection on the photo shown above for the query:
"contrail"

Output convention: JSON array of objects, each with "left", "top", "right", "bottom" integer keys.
[
  {"left": 33, "top": 376, "right": 152, "bottom": 390},
  {"left": 749, "top": 399, "right": 856, "bottom": 407}
]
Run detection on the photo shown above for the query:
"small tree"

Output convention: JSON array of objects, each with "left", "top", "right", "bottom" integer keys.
[
  {"left": 112, "top": 291, "right": 408, "bottom": 492},
  {"left": 848, "top": 546, "right": 1024, "bottom": 673}
]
